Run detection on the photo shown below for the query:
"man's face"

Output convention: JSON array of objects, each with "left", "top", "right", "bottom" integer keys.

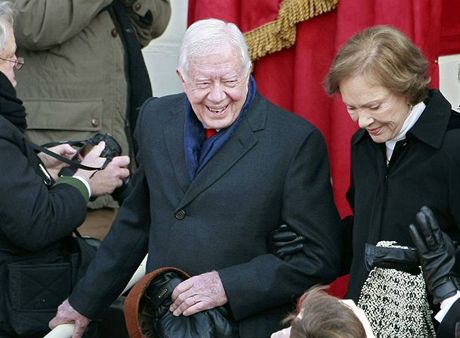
[
  {"left": 179, "top": 44, "right": 249, "bottom": 130},
  {"left": 0, "top": 25, "right": 18, "bottom": 87}
]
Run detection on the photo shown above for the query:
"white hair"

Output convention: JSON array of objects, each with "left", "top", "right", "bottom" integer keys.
[
  {"left": 177, "top": 18, "right": 251, "bottom": 78},
  {"left": 0, "top": 1, "right": 14, "bottom": 56}
]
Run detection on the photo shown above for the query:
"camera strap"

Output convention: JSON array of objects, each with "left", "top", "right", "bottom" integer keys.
[{"left": 31, "top": 142, "right": 104, "bottom": 171}]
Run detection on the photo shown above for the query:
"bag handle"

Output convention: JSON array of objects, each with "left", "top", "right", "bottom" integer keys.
[{"left": 124, "top": 267, "right": 189, "bottom": 338}]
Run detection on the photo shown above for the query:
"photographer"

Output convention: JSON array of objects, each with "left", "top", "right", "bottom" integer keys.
[
  {"left": 14, "top": 0, "right": 171, "bottom": 234},
  {"left": 0, "top": 2, "right": 130, "bottom": 336}
]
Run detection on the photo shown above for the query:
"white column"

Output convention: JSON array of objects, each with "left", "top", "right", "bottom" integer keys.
[
  {"left": 438, "top": 54, "right": 460, "bottom": 113},
  {"left": 143, "top": 0, "right": 189, "bottom": 97}
]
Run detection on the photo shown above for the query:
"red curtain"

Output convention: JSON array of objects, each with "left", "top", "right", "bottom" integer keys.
[{"left": 188, "top": 0, "right": 460, "bottom": 297}]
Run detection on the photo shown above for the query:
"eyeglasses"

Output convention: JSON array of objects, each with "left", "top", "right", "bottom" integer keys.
[{"left": 0, "top": 56, "right": 24, "bottom": 70}]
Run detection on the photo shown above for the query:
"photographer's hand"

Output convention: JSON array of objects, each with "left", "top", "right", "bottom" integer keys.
[
  {"left": 74, "top": 141, "right": 106, "bottom": 183},
  {"left": 88, "top": 155, "right": 130, "bottom": 197},
  {"left": 38, "top": 144, "right": 78, "bottom": 180},
  {"left": 74, "top": 141, "right": 130, "bottom": 197}
]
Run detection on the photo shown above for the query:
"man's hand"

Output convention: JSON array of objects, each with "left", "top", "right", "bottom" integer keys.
[
  {"left": 409, "top": 206, "right": 458, "bottom": 304},
  {"left": 169, "top": 271, "right": 227, "bottom": 316},
  {"left": 49, "top": 299, "right": 90, "bottom": 338},
  {"left": 269, "top": 224, "right": 305, "bottom": 258}
]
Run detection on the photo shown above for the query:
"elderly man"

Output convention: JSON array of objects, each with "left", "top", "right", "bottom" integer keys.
[{"left": 50, "top": 19, "right": 343, "bottom": 338}]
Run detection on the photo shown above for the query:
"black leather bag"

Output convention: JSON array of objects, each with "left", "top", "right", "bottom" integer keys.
[
  {"left": 5, "top": 234, "right": 98, "bottom": 337},
  {"left": 124, "top": 267, "right": 238, "bottom": 338}
]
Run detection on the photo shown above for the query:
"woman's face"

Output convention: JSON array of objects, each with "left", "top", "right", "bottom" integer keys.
[{"left": 339, "top": 75, "right": 411, "bottom": 143}]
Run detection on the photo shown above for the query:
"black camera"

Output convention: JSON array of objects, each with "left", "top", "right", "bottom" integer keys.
[
  {"left": 58, "top": 132, "right": 122, "bottom": 176},
  {"left": 79, "top": 133, "right": 122, "bottom": 168},
  {"left": 83, "top": 133, "right": 131, "bottom": 203},
  {"left": 43, "top": 133, "right": 130, "bottom": 203}
]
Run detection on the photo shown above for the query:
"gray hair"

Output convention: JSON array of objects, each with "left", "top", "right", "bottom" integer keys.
[
  {"left": 0, "top": 1, "right": 14, "bottom": 56},
  {"left": 177, "top": 18, "right": 251, "bottom": 78}
]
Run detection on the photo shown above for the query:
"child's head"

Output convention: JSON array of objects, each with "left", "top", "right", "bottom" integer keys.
[{"left": 288, "top": 286, "right": 367, "bottom": 338}]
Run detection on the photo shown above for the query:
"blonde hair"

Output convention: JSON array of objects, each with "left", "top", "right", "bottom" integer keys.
[{"left": 324, "top": 25, "right": 430, "bottom": 105}]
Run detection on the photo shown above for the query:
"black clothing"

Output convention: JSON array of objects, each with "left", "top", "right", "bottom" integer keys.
[
  {"left": 438, "top": 298, "right": 460, "bottom": 338},
  {"left": 0, "top": 72, "right": 27, "bottom": 132},
  {"left": 68, "top": 91, "right": 343, "bottom": 338},
  {"left": 0, "top": 72, "right": 87, "bottom": 335},
  {"left": 346, "top": 90, "right": 460, "bottom": 302}
]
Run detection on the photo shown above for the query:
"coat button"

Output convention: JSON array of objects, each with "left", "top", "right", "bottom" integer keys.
[
  {"left": 111, "top": 28, "right": 118, "bottom": 37},
  {"left": 91, "top": 118, "right": 100, "bottom": 127},
  {"left": 175, "top": 209, "right": 186, "bottom": 220}
]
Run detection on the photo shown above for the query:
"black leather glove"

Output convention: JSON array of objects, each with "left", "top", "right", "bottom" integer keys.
[
  {"left": 409, "top": 206, "right": 459, "bottom": 304},
  {"left": 269, "top": 224, "right": 305, "bottom": 258}
]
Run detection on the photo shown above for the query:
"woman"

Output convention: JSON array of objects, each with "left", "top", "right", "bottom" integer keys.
[
  {"left": 324, "top": 25, "right": 460, "bottom": 336},
  {"left": 0, "top": 2, "right": 130, "bottom": 336}
]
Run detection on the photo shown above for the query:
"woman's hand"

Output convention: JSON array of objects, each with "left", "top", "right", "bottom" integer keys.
[
  {"left": 37, "top": 144, "right": 78, "bottom": 181},
  {"left": 74, "top": 141, "right": 130, "bottom": 197},
  {"left": 409, "top": 206, "right": 458, "bottom": 304}
]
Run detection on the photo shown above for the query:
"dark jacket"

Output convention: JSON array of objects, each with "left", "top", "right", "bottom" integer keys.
[
  {"left": 69, "top": 91, "right": 343, "bottom": 337},
  {"left": 0, "top": 72, "right": 88, "bottom": 333},
  {"left": 438, "top": 298, "right": 460, "bottom": 338},
  {"left": 345, "top": 90, "right": 460, "bottom": 334}
]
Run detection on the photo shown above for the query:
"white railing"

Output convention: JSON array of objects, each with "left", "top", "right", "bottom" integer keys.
[{"left": 43, "top": 255, "right": 148, "bottom": 338}]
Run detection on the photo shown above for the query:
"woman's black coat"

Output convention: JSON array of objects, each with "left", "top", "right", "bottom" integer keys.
[
  {"left": 346, "top": 90, "right": 460, "bottom": 302},
  {"left": 0, "top": 72, "right": 87, "bottom": 331}
]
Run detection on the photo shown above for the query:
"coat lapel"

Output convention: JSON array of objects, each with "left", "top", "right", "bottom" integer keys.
[
  {"left": 176, "top": 93, "right": 267, "bottom": 209},
  {"left": 176, "top": 118, "right": 257, "bottom": 209},
  {"left": 163, "top": 97, "right": 190, "bottom": 193}
]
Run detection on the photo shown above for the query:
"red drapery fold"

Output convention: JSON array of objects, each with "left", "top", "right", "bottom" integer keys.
[{"left": 188, "top": 0, "right": 460, "bottom": 297}]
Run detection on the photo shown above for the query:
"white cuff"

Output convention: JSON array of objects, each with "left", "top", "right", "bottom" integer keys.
[
  {"left": 72, "top": 175, "right": 92, "bottom": 198},
  {"left": 435, "top": 291, "right": 460, "bottom": 322}
]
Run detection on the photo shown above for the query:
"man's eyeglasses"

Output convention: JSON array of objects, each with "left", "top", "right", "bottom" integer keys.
[{"left": 0, "top": 56, "right": 24, "bottom": 70}]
